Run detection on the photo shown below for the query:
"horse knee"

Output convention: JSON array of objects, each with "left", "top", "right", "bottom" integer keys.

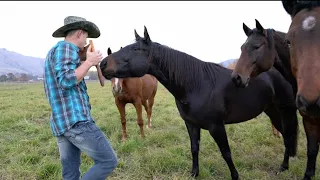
[
  {"left": 221, "top": 151, "right": 232, "bottom": 160},
  {"left": 136, "top": 118, "right": 144, "bottom": 126}
]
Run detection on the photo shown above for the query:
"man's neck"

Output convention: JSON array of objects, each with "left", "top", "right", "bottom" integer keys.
[{"left": 64, "top": 38, "right": 80, "bottom": 49}]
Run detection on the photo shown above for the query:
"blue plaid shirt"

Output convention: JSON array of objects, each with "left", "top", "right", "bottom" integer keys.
[{"left": 44, "top": 41, "right": 94, "bottom": 137}]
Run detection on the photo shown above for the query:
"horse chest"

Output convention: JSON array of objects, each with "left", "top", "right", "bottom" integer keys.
[{"left": 116, "top": 91, "right": 140, "bottom": 103}]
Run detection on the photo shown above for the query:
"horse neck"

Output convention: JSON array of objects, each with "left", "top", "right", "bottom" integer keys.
[
  {"left": 273, "top": 31, "right": 291, "bottom": 72},
  {"left": 148, "top": 43, "right": 221, "bottom": 97},
  {"left": 272, "top": 31, "right": 297, "bottom": 93}
]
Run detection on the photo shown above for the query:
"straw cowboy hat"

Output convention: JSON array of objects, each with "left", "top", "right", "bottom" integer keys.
[{"left": 52, "top": 16, "right": 100, "bottom": 38}]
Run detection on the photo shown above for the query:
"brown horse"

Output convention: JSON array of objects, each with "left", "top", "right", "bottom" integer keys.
[
  {"left": 282, "top": 1, "right": 320, "bottom": 179},
  {"left": 108, "top": 47, "right": 158, "bottom": 141},
  {"left": 227, "top": 59, "right": 281, "bottom": 137}
]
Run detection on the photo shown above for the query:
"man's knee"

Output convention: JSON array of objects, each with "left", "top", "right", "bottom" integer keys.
[{"left": 103, "top": 153, "right": 118, "bottom": 170}]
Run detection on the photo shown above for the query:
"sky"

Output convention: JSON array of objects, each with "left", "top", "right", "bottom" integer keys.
[{"left": 0, "top": 1, "right": 292, "bottom": 65}]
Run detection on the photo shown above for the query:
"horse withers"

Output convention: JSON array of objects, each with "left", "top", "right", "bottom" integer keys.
[
  {"left": 282, "top": 1, "right": 320, "bottom": 179},
  {"left": 99, "top": 26, "right": 298, "bottom": 180},
  {"left": 108, "top": 47, "right": 158, "bottom": 141}
]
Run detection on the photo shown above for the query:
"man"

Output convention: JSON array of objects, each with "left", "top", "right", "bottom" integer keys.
[{"left": 44, "top": 16, "right": 118, "bottom": 180}]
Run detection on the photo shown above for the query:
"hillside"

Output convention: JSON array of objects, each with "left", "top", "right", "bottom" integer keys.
[{"left": 0, "top": 48, "right": 45, "bottom": 77}]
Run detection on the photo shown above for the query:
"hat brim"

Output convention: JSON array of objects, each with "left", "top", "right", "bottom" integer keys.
[{"left": 52, "top": 21, "right": 100, "bottom": 38}]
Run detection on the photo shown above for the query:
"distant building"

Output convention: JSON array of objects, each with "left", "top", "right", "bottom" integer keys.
[
  {"left": 84, "top": 76, "right": 90, "bottom": 80},
  {"left": 37, "top": 77, "right": 44, "bottom": 81}
]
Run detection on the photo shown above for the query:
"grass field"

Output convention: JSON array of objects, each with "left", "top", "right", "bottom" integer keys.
[{"left": 0, "top": 81, "right": 319, "bottom": 180}]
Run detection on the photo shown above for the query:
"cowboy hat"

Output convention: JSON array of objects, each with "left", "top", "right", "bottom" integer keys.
[{"left": 52, "top": 16, "right": 100, "bottom": 38}]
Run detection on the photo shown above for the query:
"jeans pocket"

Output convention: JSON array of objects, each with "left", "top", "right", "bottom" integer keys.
[{"left": 64, "top": 123, "right": 88, "bottom": 144}]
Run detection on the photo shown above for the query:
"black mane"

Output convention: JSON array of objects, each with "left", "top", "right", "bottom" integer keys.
[{"left": 149, "top": 42, "right": 229, "bottom": 91}]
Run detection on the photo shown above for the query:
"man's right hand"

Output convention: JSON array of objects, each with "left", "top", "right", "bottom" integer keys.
[{"left": 86, "top": 44, "right": 103, "bottom": 66}]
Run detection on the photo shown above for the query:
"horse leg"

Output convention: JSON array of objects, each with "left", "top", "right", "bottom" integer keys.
[
  {"left": 209, "top": 123, "right": 239, "bottom": 180},
  {"left": 146, "top": 96, "right": 155, "bottom": 128},
  {"left": 272, "top": 124, "right": 281, "bottom": 137},
  {"left": 280, "top": 106, "right": 299, "bottom": 171},
  {"left": 115, "top": 100, "right": 127, "bottom": 141},
  {"left": 184, "top": 121, "right": 201, "bottom": 177},
  {"left": 264, "top": 106, "right": 298, "bottom": 172},
  {"left": 142, "top": 100, "right": 150, "bottom": 128},
  {"left": 133, "top": 100, "right": 145, "bottom": 138},
  {"left": 302, "top": 116, "right": 319, "bottom": 180}
]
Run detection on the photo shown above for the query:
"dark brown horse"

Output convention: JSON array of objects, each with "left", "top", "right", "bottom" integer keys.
[
  {"left": 227, "top": 59, "right": 282, "bottom": 137},
  {"left": 231, "top": 18, "right": 301, "bottom": 172},
  {"left": 282, "top": 1, "right": 320, "bottom": 179},
  {"left": 99, "top": 27, "right": 298, "bottom": 179},
  {"left": 108, "top": 47, "right": 158, "bottom": 141}
]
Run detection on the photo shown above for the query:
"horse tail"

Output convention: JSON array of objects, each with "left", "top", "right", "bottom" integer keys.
[{"left": 283, "top": 107, "right": 299, "bottom": 157}]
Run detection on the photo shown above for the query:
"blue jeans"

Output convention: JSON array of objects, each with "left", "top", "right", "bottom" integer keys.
[{"left": 56, "top": 121, "right": 118, "bottom": 180}]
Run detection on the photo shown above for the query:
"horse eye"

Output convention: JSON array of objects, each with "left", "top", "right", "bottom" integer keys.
[
  {"left": 285, "top": 39, "right": 291, "bottom": 45},
  {"left": 285, "top": 39, "right": 291, "bottom": 48}
]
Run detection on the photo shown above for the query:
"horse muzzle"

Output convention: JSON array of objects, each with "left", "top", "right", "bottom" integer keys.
[
  {"left": 112, "top": 86, "right": 122, "bottom": 97},
  {"left": 231, "top": 73, "right": 250, "bottom": 88}
]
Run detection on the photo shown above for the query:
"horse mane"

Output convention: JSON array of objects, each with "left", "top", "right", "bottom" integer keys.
[
  {"left": 273, "top": 31, "right": 291, "bottom": 69},
  {"left": 272, "top": 30, "right": 298, "bottom": 93},
  {"left": 291, "top": 1, "right": 320, "bottom": 17},
  {"left": 149, "top": 42, "right": 227, "bottom": 91}
]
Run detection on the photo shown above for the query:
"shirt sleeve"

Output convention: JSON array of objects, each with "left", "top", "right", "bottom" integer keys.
[{"left": 52, "top": 43, "right": 79, "bottom": 90}]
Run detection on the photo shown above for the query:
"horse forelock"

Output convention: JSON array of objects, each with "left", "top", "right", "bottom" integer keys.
[{"left": 291, "top": 1, "right": 320, "bottom": 18}]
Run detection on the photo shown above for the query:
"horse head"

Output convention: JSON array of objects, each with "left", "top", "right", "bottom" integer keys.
[
  {"left": 282, "top": 0, "right": 320, "bottom": 116},
  {"left": 231, "top": 19, "right": 276, "bottom": 88}
]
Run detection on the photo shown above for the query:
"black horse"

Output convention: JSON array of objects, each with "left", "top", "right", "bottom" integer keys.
[{"left": 100, "top": 27, "right": 298, "bottom": 180}]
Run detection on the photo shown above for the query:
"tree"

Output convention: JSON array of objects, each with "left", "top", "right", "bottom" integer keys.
[
  {"left": 20, "top": 73, "right": 28, "bottom": 82},
  {"left": 7, "top": 73, "right": 16, "bottom": 81},
  {"left": 0, "top": 74, "right": 8, "bottom": 82}
]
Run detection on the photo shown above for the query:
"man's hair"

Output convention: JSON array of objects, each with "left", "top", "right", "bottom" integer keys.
[{"left": 65, "top": 29, "right": 80, "bottom": 37}]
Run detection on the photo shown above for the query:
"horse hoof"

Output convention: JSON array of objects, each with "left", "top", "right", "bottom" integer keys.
[
  {"left": 303, "top": 176, "right": 311, "bottom": 180},
  {"left": 279, "top": 166, "right": 288, "bottom": 172},
  {"left": 191, "top": 171, "right": 199, "bottom": 177}
]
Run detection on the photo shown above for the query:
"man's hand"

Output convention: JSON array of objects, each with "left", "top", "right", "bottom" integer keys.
[{"left": 85, "top": 44, "right": 103, "bottom": 66}]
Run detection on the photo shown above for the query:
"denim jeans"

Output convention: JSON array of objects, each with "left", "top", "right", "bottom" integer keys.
[{"left": 56, "top": 121, "right": 118, "bottom": 180}]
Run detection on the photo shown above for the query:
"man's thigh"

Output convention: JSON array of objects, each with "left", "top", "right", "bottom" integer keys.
[{"left": 64, "top": 121, "right": 117, "bottom": 162}]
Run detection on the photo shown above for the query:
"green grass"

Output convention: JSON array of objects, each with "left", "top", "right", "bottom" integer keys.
[{"left": 0, "top": 81, "right": 319, "bottom": 180}]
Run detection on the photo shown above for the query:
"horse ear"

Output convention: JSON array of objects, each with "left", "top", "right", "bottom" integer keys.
[
  {"left": 255, "top": 19, "right": 264, "bottom": 34},
  {"left": 282, "top": 0, "right": 296, "bottom": 16},
  {"left": 120, "top": 47, "right": 123, "bottom": 49},
  {"left": 243, "top": 23, "right": 252, "bottom": 37},
  {"left": 143, "top": 26, "right": 151, "bottom": 43},
  {"left": 107, "top": 47, "right": 112, "bottom": 55},
  {"left": 134, "top": 29, "right": 141, "bottom": 41}
]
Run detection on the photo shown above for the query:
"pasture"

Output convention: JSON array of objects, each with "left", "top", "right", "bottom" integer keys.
[{"left": 0, "top": 81, "right": 319, "bottom": 180}]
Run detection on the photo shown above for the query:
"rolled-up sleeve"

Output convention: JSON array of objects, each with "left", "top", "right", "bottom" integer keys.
[{"left": 53, "top": 43, "right": 79, "bottom": 90}]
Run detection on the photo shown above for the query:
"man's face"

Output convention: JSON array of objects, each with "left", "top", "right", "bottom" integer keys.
[{"left": 78, "top": 30, "right": 88, "bottom": 48}]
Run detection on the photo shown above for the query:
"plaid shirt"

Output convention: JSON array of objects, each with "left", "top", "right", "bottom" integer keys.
[{"left": 44, "top": 41, "right": 94, "bottom": 137}]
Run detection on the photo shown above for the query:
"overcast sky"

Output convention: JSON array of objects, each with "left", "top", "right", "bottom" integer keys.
[{"left": 0, "top": 1, "right": 291, "bottom": 64}]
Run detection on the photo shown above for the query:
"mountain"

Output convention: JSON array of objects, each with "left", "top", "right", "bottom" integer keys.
[
  {"left": 218, "top": 58, "right": 238, "bottom": 68},
  {"left": 0, "top": 48, "right": 45, "bottom": 77}
]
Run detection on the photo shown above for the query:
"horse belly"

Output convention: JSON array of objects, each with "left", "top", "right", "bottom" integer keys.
[
  {"left": 225, "top": 101, "right": 268, "bottom": 124},
  {"left": 224, "top": 82, "right": 274, "bottom": 124},
  {"left": 141, "top": 75, "right": 157, "bottom": 100}
]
